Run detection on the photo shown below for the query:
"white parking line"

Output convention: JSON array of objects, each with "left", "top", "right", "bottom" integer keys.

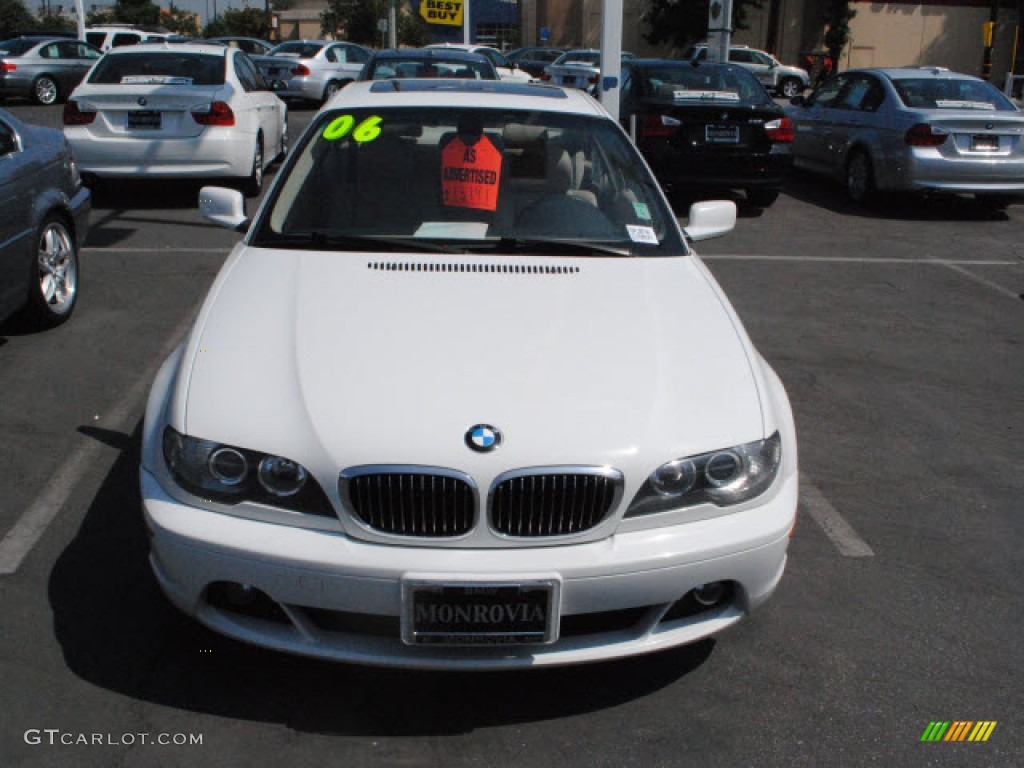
[
  {"left": 800, "top": 479, "right": 875, "bottom": 558},
  {"left": 0, "top": 309, "right": 198, "bottom": 576}
]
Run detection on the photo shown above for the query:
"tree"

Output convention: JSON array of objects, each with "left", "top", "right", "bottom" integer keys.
[
  {"left": 321, "top": 0, "right": 432, "bottom": 47},
  {"left": 161, "top": 3, "right": 200, "bottom": 36},
  {"left": 203, "top": 7, "right": 268, "bottom": 38},
  {"left": 35, "top": 11, "right": 74, "bottom": 32},
  {"left": 0, "top": 0, "right": 36, "bottom": 38},
  {"left": 115, "top": 0, "right": 161, "bottom": 27},
  {"left": 822, "top": 0, "right": 856, "bottom": 64},
  {"left": 643, "top": 0, "right": 765, "bottom": 50}
]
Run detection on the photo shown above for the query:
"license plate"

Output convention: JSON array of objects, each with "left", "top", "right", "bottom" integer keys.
[
  {"left": 127, "top": 110, "right": 161, "bottom": 130},
  {"left": 705, "top": 124, "right": 739, "bottom": 144},
  {"left": 402, "top": 580, "right": 558, "bottom": 646},
  {"left": 971, "top": 134, "right": 999, "bottom": 151}
]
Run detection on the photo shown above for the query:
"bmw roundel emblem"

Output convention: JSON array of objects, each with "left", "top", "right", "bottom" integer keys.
[
  {"left": 466, "top": 424, "right": 502, "bottom": 453},
  {"left": 138, "top": 97, "right": 147, "bottom": 106}
]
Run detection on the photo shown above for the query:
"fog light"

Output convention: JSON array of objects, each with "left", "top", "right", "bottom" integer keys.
[{"left": 693, "top": 581, "right": 726, "bottom": 607}]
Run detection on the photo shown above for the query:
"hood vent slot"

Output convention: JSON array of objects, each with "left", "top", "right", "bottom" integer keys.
[{"left": 368, "top": 261, "right": 580, "bottom": 275}]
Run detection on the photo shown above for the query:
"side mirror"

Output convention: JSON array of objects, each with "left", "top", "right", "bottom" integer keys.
[
  {"left": 199, "top": 186, "right": 249, "bottom": 232},
  {"left": 683, "top": 200, "right": 736, "bottom": 242}
]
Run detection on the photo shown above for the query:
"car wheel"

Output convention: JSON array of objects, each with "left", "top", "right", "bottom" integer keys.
[
  {"left": 322, "top": 80, "right": 343, "bottom": 103},
  {"left": 746, "top": 189, "right": 780, "bottom": 208},
  {"left": 779, "top": 78, "right": 802, "bottom": 99},
  {"left": 276, "top": 120, "right": 288, "bottom": 163},
  {"left": 975, "top": 193, "right": 1012, "bottom": 211},
  {"left": 846, "top": 150, "right": 875, "bottom": 205},
  {"left": 242, "top": 136, "right": 264, "bottom": 198},
  {"left": 26, "top": 215, "right": 78, "bottom": 327},
  {"left": 33, "top": 75, "right": 60, "bottom": 106}
]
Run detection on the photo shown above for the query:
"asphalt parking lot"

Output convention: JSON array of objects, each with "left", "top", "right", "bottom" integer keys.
[{"left": 0, "top": 102, "right": 1021, "bottom": 768}]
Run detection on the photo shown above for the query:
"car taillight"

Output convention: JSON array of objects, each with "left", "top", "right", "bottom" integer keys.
[
  {"left": 588, "top": 73, "right": 599, "bottom": 84},
  {"left": 639, "top": 114, "right": 678, "bottom": 138},
  {"left": 905, "top": 123, "right": 948, "bottom": 147},
  {"left": 191, "top": 101, "right": 235, "bottom": 127},
  {"left": 292, "top": 63, "right": 311, "bottom": 76},
  {"left": 764, "top": 117, "right": 794, "bottom": 142},
  {"left": 1, "top": 61, "right": 16, "bottom": 72},
  {"left": 63, "top": 100, "right": 96, "bottom": 126}
]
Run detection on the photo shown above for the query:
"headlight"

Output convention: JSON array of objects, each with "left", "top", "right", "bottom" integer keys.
[
  {"left": 625, "top": 432, "right": 782, "bottom": 517},
  {"left": 162, "top": 426, "right": 333, "bottom": 516}
]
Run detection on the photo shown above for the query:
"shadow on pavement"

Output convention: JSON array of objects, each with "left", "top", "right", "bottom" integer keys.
[
  {"left": 782, "top": 168, "right": 1014, "bottom": 222},
  {"left": 49, "top": 423, "right": 713, "bottom": 736}
]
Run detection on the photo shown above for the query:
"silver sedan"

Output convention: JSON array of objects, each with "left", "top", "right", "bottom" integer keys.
[
  {"left": 252, "top": 40, "right": 370, "bottom": 104},
  {"left": 0, "top": 108, "right": 90, "bottom": 328},
  {"left": 0, "top": 37, "right": 102, "bottom": 106},
  {"left": 786, "top": 67, "right": 1024, "bottom": 208}
]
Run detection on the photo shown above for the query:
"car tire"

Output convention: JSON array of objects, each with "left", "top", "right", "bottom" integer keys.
[
  {"left": 276, "top": 120, "right": 288, "bottom": 164},
  {"left": 33, "top": 75, "right": 60, "bottom": 106},
  {"left": 242, "top": 136, "right": 264, "bottom": 198},
  {"left": 845, "top": 150, "right": 875, "bottom": 205},
  {"left": 322, "top": 80, "right": 344, "bottom": 103},
  {"left": 779, "top": 78, "right": 803, "bottom": 99},
  {"left": 746, "top": 189, "right": 780, "bottom": 208},
  {"left": 25, "top": 215, "right": 78, "bottom": 328}
]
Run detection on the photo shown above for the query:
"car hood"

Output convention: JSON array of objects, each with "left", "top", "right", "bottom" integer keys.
[{"left": 178, "top": 249, "right": 764, "bottom": 476}]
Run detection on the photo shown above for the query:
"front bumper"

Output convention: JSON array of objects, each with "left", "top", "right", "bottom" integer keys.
[{"left": 141, "top": 467, "right": 797, "bottom": 669}]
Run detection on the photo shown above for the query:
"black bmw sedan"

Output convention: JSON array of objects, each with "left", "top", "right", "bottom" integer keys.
[{"left": 619, "top": 59, "right": 793, "bottom": 208}]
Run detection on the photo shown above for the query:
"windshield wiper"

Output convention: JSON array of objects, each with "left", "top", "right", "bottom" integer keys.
[
  {"left": 256, "top": 232, "right": 462, "bottom": 253},
  {"left": 462, "top": 238, "right": 633, "bottom": 257}
]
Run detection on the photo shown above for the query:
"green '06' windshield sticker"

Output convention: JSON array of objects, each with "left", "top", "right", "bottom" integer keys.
[{"left": 322, "top": 114, "right": 383, "bottom": 142}]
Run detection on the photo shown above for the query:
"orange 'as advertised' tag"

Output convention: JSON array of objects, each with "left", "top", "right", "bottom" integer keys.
[{"left": 441, "top": 135, "right": 502, "bottom": 211}]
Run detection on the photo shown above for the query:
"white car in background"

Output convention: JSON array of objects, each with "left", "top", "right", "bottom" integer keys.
[
  {"left": 141, "top": 79, "right": 798, "bottom": 668},
  {"left": 540, "top": 48, "right": 635, "bottom": 90},
  {"left": 63, "top": 43, "right": 287, "bottom": 196},
  {"left": 424, "top": 43, "right": 533, "bottom": 82}
]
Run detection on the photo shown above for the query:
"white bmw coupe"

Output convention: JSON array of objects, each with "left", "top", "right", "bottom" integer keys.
[{"left": 140, "top": 79, "right": 798, "bottom": 669}]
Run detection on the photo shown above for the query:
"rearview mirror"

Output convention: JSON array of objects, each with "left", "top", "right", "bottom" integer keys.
[
  {"left": 683, "top": 200, "right": 736, "bottom": 241},
  {"left": 199, "top": 186, "right": 249, "bottom": 232}
]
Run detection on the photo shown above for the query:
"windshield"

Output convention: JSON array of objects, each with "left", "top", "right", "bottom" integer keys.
[
  {"left": 88, "top": 52, "right": 225, "bottom": 85},
  {"left": 253, "top": 107, "right": 685, "bottom": 257},
  {"left": 638, "top": 64, "right": 771, "bottom": 105},
  {"left": 892, "top": 77, "right": 1015, "bottom": 111},
  {"left": 0, "top": 38, "right": 41, "bottom": 55},
  {"left": 268, "top": 42, "right": 323, "bottom": 58},
  {"left": 363, "top": 57, "right": 494, "bottom": 81},
  {"left": 556, "top": 51, "right": 600, "bottom": 66}
]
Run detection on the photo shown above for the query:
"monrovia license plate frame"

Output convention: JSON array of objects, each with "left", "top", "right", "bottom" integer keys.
[{"left": 401, "top": 579, "right": 560, "bottom": 646}]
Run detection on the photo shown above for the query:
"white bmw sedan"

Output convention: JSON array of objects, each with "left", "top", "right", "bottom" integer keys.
[
  {"left": 63, "top": 43, "right": 287, "bottom": 196},
  {"left": 141, "top": 80, "right": 798, "bottom": 668}
]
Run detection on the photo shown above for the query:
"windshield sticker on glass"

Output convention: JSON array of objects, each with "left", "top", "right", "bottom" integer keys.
[
  {"left": 441, "top": 134, "right": 503, "bottom": 211},
  {"left": 673, "top": 90, "right": 740, "bottom": 101},
  {"left": 632, "top": 202, "right": 651, "bottom": 221},
  {"left": 120, "top": 75, "right": 193, "bottom": 86},
  {"left": 627, "top": 225, "right": 659, "bottom": 244},
  {"left": 935, "top": 100, "right": 995, "bottom": 110},
  {"left": 322, "top": 114, "right": 383, "bottom": 142}
]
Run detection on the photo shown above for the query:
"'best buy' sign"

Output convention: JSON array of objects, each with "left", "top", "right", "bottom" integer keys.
[{"left": 420, "top": 0, "right": 464, "bottom": 25}]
